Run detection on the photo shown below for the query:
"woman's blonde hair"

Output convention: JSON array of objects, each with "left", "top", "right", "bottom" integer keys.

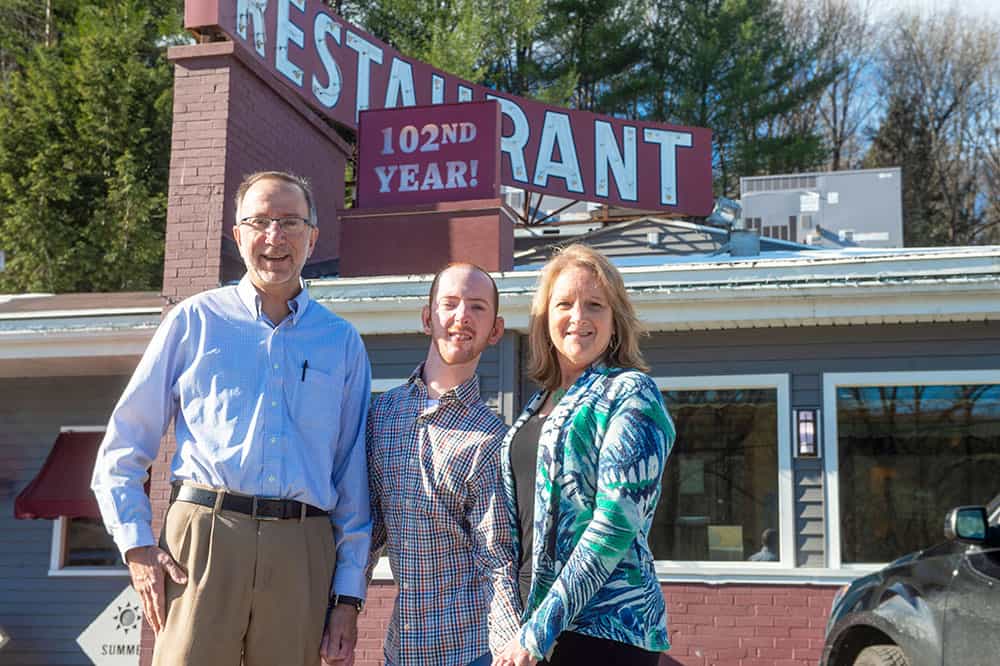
[{"left": 527, "top": 243, "right": 648, "bottom": 390}]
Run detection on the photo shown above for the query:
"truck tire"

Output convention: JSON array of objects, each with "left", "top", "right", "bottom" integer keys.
[{"left": 854, "top": 645, "right": 909, "bottom": 666}]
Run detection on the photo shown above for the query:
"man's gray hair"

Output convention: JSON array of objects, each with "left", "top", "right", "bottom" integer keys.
[{"left": 234, "top": 171, "right": 317, "bottom": 227}]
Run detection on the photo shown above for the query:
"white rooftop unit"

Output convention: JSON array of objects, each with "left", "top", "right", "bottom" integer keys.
[{"left": 740, "top": 168, "right": 903, "bottom": 248}]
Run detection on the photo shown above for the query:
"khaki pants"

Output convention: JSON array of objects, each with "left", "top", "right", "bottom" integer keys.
[{"left": 152, "top": 497, "right": 335, "bottom": 666}]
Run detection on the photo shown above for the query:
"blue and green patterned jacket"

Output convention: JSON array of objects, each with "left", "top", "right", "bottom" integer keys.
[{"left": 499, "top": 364, "right": 676, "bottom": 659}]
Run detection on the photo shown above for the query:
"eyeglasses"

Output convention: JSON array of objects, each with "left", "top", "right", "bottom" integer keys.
[{"left": 238, "top": 216, "right": 314, "bottom": 233}]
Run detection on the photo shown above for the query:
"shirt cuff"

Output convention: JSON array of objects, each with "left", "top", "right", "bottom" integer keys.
[
  {"left": 518, "top": 624, "right": 546, "bottom": 662},
  {"left": 112, "top": 522, "right": 156, "bottom": 563},
  {"left": 332, "top": 562, "right": 367, "bottom": 599}
]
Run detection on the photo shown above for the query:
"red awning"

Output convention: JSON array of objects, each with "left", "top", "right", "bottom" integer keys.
[{"left": 15, "top": 431, "right": 103, "bottom": 520}]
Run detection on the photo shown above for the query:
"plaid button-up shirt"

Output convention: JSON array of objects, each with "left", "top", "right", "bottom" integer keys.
[{"left": 366, "top": 365, "right": 521, "bottom": 666}]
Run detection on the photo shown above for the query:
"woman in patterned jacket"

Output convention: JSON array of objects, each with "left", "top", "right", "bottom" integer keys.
[{"left": 494, "top": 244, "right": 676, "bottom": 666}]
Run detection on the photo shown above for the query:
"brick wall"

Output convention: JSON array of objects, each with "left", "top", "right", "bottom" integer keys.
[{"left": 355, "top": 583, "right": 837, "bottom": 666}]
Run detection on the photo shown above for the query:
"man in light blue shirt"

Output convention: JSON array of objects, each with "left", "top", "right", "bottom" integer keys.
[{"left": 92, "top": 171, "right": 371, "bottom": 666}]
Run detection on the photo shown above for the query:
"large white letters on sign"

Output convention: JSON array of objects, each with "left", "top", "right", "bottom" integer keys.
[
  {"left": 487, "top": 94, "right": 529, "bottom": 184},
  {"left": 534, "top": 111, "right": 584, "bottom": 193},
  {"left": 276, "top": 0, "right": 306, "bottom": 87},
  {"left": 236, "top": 0, "right": 267, "bottom": 58},
  {"left": 220, "top": 0, "right": 713, "bottom": 214},
  {"left": 385, "top": 58, "right": 416, "bottom": 108},
  {"left": 595, "top": 121, "right": 637, "bottom": 201},
  {"left": 642, "top": 128, "right": 693, "bottom": 206},
  {"left": 346, "top": 31, "right": 383, "bottom": 120},
  {"left": 312, "top": 13, "right": 342, "bottom": 108}
]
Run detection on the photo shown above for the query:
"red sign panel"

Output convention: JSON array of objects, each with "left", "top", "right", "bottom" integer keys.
[
  {"left": 187, "top": 1, "right": 714, "bottom": 215},
  {"left": 357, "top": 101, "right": 500, "bottom": 208}
]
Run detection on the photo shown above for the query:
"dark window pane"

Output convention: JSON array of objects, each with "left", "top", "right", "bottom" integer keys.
[
  {"left": 837, "top": 384, "right": 1000, "bottom": 563},
  {"left": 66, "top": 517, "right": 121, "bottom": 567},
  {"left": 652, "top": 389, "right": 780, "bottom": 562}
]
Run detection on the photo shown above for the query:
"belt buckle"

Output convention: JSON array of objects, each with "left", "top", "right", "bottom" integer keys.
[{"left": 251, "top": 496, "right": 282, "bottom": 521}]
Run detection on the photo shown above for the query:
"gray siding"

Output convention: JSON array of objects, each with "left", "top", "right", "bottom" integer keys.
[
  {"left": 794, "top": 460, "right": 826, "bottom": 566},
  {"left": 516, "top": 321, "right": 1000, "bottom": 567},
  {"left": 0, "top": 376, "right": 131, "bottom": 665},
  {"left": 365, "top": 332, "right": 519, "bottom": 422}
]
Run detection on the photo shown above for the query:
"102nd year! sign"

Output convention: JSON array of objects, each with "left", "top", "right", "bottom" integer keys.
[{"left": 357, "top": 101, "right": 500, "bottom": 208}]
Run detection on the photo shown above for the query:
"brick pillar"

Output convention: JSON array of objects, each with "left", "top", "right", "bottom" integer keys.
[{"left": 140, "top": 40, "right": 352, "bottom": 665}]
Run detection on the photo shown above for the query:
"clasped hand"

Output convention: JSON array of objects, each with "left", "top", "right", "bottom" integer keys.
[{"left": 493, "top": 637, "right": 539, "bottom": 666}]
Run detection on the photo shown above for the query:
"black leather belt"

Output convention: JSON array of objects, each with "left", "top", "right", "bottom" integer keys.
[{"left": 170, "top": 484, "right": 328, "bottom": 521}]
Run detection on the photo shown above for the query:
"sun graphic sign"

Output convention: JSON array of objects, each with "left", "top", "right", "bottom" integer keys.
[{"left": 76, "top": 586, "right": 142, "bottom": 664}]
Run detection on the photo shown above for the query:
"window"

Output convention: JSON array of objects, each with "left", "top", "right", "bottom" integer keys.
[
  {"left": 824, "top": 371, "right": 1000, "bottom": 567},
  {"left": 50, "top": 516, "right": 126, "bottom": 577},
  {"left": 652, "top": 375, "right": 792, "bottom": 571}
]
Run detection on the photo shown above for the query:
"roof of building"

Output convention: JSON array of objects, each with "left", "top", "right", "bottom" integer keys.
[
  {"left": 310, "top": 244, "right": 1000, "bottom": 334},
  {"left": 513, "top": 216, "right": 810, "bottom": 265},
  {"left": 0, "top": 291, "right": 163, "bottom": 376},
  {"left": 0, "top": 291, "right": 162, "bottom": 315}
]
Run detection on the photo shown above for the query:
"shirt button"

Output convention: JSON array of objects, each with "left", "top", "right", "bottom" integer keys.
[
  {"left": 273, "top": 363, "right": 279, "bottom": 370},
  {"left": 401, "top": 582, "right": 410, "bottom": 590},
  {"left": 271, "top": 400, "right": 278, "bottom": 408},
  {"left": 270, "top": 436, "right": 278, "bottom": 444},
  {"left": 403, "top": 623, "right": 411, "bottom": 631},
  {"left": 267, "top": 475, "right": 276, "bottom": 482}
]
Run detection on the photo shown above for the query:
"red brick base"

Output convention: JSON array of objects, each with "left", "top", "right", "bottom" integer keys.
[{"left": 356, "top": 582, "right": 839, "bottom": 666}]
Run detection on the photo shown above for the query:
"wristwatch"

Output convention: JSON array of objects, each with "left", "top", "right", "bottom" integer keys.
[{"left": 333, "top": 594, "right": 365, "bottom": 612}]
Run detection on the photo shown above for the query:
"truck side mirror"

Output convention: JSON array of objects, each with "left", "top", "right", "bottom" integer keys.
[{"left": 944, "top": 506, "right": 988, "bottom": 543}]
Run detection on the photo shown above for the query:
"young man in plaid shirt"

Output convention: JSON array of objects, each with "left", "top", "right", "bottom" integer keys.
[{"left": 362, "top": 263, "right": 521, "bottom": 666}]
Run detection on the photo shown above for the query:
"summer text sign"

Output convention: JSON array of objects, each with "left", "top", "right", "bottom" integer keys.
[{"left": 186, "top": 0, "right": 714, "bottom": 215}]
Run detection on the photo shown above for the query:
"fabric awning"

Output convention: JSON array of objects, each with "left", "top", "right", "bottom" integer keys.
[{"left": 15, "top": 431, "right": 103, "bottom": 520}]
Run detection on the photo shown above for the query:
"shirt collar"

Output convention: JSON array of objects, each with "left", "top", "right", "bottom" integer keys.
[
  {"left": 237, "top": 274, "right": 311, "bottom": 324},
  {"left": 407, "top": 362, "right": 482, "bottom": 408}
]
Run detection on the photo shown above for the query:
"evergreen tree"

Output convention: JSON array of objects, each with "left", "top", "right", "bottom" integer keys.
[
  {"left": 341, "top": 0, "right": 490, "bottom": 81},
  {"left": 640, "top": 0, "right": 836, "bottom": 196},
  {"left": 0, "top": 0, "right": 181, "bottom": 292},
  {"left": 340, "top": 0, "right": 545, "bottom": 98},
  {"left": 532, "top": 0, "right": 647, "bottom": 111},
  {"left": 864, "top": 95, "right": 942, "bottom": 245}
]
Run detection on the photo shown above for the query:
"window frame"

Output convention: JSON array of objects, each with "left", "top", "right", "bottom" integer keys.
[
  {"left": 49, "top": 516, "right": 129, "bottom": 577},
  {"left": 653, "top": 374, "right": 796, "bottom": 580},
  {"left": 369, "top": 379, "right": 406, "bottom": 581},
  {"left": 823, "top": 369, "right": 1000, "bottom": 571}
]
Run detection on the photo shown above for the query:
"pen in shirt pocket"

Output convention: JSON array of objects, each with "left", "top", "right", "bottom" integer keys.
[{"left": 301, "top": 360, "right": 308, "bottom": 381}]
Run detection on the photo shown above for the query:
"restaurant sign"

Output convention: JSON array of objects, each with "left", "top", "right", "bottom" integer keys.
[{"left": 185, "top": 0, "right": 714, "bottom": 215}]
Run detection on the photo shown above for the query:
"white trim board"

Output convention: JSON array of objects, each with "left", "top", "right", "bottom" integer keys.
[
  {"left": 654, "top": 374, "right": 794, "bottom": 570},
  {"left": 822, "top": 369, "right": 1000, "bottom": 569}
]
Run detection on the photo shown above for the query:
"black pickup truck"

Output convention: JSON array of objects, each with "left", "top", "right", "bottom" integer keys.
[{"left": 821, "top": 493, "right": 1000, "bottom": 666}]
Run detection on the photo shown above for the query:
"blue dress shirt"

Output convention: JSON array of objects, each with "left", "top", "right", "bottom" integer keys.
[{"left": 91, "top": 276, "right": 372, "bottom": 597}]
